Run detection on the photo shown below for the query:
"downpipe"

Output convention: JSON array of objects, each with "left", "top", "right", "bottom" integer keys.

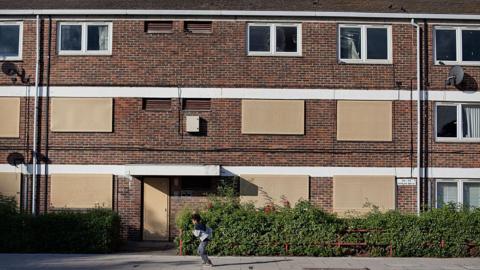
[
  {"left": 411, "top": 19, "right": 421, "bottom": 215},
  {"left": 32, "top": 15, "right": 40, "bottom": 215}
]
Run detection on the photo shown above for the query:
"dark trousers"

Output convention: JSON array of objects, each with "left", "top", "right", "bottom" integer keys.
[{"left": 197, "top": 240, "right": 210, "bottom": 264}]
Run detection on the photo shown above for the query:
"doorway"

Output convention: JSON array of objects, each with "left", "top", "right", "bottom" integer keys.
[{"left": 143, "top": 177, "right": 169, "bottom": 241}]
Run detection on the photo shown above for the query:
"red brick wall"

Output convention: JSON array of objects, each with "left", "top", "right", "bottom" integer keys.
[{"left": 310, "top": 177, "right": 333, "bottom": 212}]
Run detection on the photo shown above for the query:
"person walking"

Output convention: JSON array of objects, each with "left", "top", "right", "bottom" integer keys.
[{"left": 192, "top": 213, "right": 213, "bottom": 267}]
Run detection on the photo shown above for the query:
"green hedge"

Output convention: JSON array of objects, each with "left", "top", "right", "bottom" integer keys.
[
  {"left": 176, "top": 193, "right": 480, "bottom": 257},
  {"left": 0, "top": 196, "right": 121, "bottom": 253}
]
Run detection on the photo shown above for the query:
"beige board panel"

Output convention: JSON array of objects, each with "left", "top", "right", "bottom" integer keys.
[
  {"left": 143, "top": 178, "right": 169, "bottom": 241},
  {"left": 50, "top": 174, "right": 112, "bottom": 209},
  {"left": 50, "top": 98, "right": 113, "bottom": 132},
  {"left": 240, "top": 174, "right": 309, "bottom": 208},
  {"left": 0, "top": 173, "right": 21, "bottom": 205},
  {"left": 241, "top": 100, "right": 305, "bottom": 135},
  {"left": 0, "top": 97, "right": 20, "bottom": 138},
  {"left": 337, "top": 100, "right": 392, "bottom": 141},
  {"left": 333, "top": 175, "right": 395, "bottom": 216}
]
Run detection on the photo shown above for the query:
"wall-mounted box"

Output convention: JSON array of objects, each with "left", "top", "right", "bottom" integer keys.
[{"left": 186, "top": 115, "right": 200, "bottom": 132}]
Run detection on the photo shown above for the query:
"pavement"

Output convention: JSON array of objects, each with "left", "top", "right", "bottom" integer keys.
[{"left": 0, "top": 254, "right": 479, "bottom": 270}]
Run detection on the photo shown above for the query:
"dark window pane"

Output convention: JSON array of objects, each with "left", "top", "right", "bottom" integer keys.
[
  {"left": 61, "top": 25, "right": 81, "bottom": 51},
  {"left": 249, "top": 26, "right": 270, "bottom": 52},
  {"left": 87, "top": 25, "right": 108, "bottom": 51},
  {"left": 462, "top": 30, "right": 480, "bottom": 61},
  {"left": 340, "top": 27, "right": 361, "bottom": 59},
  {"left": 437, "top": 106, "right": 457, "bottom": 138},
  {"left": 0, "top": 25, "right": 20, "bottom": 57},
  {"left": 276, "top": 26, "right": 297, "bottom": 52},
  {"left": 435, "top": 30, "right": 456, "bottom": 61},
  {"left": 367, "top": 28, "right": 388, "bottom": 60}
]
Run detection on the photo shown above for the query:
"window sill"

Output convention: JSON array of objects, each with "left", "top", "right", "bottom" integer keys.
[
  {"left": 247, "top": 52, "right": 302, "bottom": 57},
  {"left": 0, "top": 57, "right": 22, "bottom": 61},
  {"left": 58, "top": 51, "right": 112, "bottom": 56},
  {"left": 435, "top": 61, "right": 480, "bottom": 66},
  {"left": 436, "top": 138, "right": 480, "bottom": 143},
  {"left": 339, "top": 60, "right": 392, "bottom": 65}
]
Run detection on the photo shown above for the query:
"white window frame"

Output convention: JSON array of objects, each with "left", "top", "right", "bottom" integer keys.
[
  {"left": 247, "top": 23, "right": 302, "bottom": 57},
  {"left": 435, "top": 102, "right": 480, "bottom": 142},
  {"left": 436, "top": 179, "right": 480, "bottom": 208},
  {"left": 434, "top": 26, "right": 480, "bottom": 66},
  {"left": 0, "top": 21, "right": 23, "bottom": 61},
  {"left": 58, "top": 22, "right": 113, "bottom": 56},
  {"left": 338, "top": 24, "right": 392, "bottom": 64}
]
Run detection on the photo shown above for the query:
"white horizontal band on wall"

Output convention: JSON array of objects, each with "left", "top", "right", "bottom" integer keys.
[
  {"left": 1, "top": 86, "right": 480, "bottom": 102},
  {"left": 1, "top": 10, "right": 480, "bottom": 21},
  {"left": 1, "top": 164, "right": 479, "bottom": 179}
]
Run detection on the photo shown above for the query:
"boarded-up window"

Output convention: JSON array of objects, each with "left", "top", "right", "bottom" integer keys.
[
  {"left": 0, "top": 173, "right": 21, "bottom": 205},
  {"left": 240, "top": 174, "right": 309, "bottom": 208},
  {"left": 242, "top": 100, "right": 304, "bottom": 135},
  {"left": 184, "top": 21, "right": 212, "bottom": 33},
  {"left": 333, "top": 175, "right": 395, "bottom": 215},
  {"left": 337, "top": 100, "right": 392, "bottom": 141},
  {"left": 0, "top": 97, "right": 20, "bottom": 138},
  {"left": 50, "top": 174, "right": 112, "bottom": 209},
  {"left": 50, "top": 98, "right": 113, "bottom": 132},
  {"left": 143, "top": 98, "right": 171, "bottom": 111},
  {"left": 145, "top": 21, "right": 173, "bottom": 33},
  {"left": 182, "top": 98, "right": 211, "bottom": 111}
]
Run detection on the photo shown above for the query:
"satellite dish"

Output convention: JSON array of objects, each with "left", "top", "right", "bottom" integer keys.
[
  {"left": 7, "top": 152, "right": 25, "bottom": 167},
  {"left": 1, "top": 62, "right": 18, "bottom": 76},
  {"left": 446, "top": 65, "right": 464, "bottom": 86}
]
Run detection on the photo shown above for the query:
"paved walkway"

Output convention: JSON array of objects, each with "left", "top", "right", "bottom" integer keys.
[{"left": 0, "top": 254, "right": 479, "bottom": 270}]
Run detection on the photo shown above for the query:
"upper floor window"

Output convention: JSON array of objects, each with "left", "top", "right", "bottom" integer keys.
[
  {"left": 247, "top": 23, "right": 301, "bottom": 56},
  {"left": 338, "top": 24, "right": 392, "bottom": 64},
  {"left": 58, "top": 22, "right": 112, "bottom": 55},
  {"left": 436, "top": 103, "right": 480, "bottom": 142},
  {"left": 434, "top": 26, "right": 480, "bottom": 65},
  {"left": 0, "top": 22, "right": 22, "bottom": 61}
]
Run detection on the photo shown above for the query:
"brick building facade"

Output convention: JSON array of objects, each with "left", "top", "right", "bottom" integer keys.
[{"left": 0, "top": 1, "right": 480, "bottom": 241}]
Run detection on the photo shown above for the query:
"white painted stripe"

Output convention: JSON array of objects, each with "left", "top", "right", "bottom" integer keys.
[
  {"left": 0, "top": 164, "right": 478, "bottom": 179},
  {"left": 0, "top": 86, "right": 479, "bottom": 102},
  {"left": 1, "top": 10, "right": 480, "bottom": 20}
]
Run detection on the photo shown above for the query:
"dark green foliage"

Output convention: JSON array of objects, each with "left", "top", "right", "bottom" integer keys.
[
  {"left": 176, "top": 189, "right": 480, "bottom": 257},
  {"left": 0, "top": 198, "right": 120, "bottom": 253}
]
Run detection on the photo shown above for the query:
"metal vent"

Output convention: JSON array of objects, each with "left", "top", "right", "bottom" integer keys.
[
  {"left": 184, "top": 21, "right": 212, "bottom": 33},
  {"left": 182, "top": 99, "right": 211, "bottom": 111},
  {"left": 143, "top": 98, "right": 171, "bottom": 111},
  {"left": 145, "top": 21, "right": 173, "bottom": 33}
]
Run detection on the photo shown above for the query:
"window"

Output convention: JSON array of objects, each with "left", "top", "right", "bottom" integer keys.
[
  {"left": 247, "top": 23, "right": 301, "bottom": 56},
  {"left": 182, "top": 99, "right": 211, "bottom": 111},
  {"left": 436, "top": 180, "right": 480, "bottom": 208},
  {"left": 434, "top": 26, "right": 480, "bottom": 65},
  {"left": 181, "top": 176, "right": 213, "bottom": 191},
  {"left": 58, "top": 22, "right": 112, "bottom": 55},
  {"left": 436, "top": 103, "right": 480, "bottom": 141},
  {"left": 0, "top": 22, "right": 22, "bottom": 60},
  {"left": 145, "top": 21, "right": 173, "bottom": 33},
  {"left": 184, "top": 21, "right": 212, "bottom": 34},
  {"left": 338, "top": 25, "right": 392, "bottom": 64}
]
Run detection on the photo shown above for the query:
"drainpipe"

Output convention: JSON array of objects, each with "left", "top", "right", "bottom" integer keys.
[
  {"left": 411, "top": 19, "right": 421, "bottom": 215},
  {"left": 32, "top": 14, "right": 40, "bottom": 215}
]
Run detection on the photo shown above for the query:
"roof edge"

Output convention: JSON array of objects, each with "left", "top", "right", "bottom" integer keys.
[{"left": 0, "top": 9, "right": 479, "bottom": 20}]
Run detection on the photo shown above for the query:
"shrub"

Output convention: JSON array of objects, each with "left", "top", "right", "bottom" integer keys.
[
  {"left": 176, "top": 187, "right": 480, "bottom": 257},
  {"left": 0, "top": 199, "right": 121, "bottom": 253}
]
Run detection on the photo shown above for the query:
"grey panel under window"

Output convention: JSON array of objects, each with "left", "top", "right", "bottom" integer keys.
[
  {"left": 367, "top": 28, "right": 388, "bottom": 60},
  {"left": 340, "top": 27, "right": 361, "bottom": 59},
  {"left": 462, "top": 30, "right": 480, "bottom": 61},
  {"left": 435, "top": 30, "right": 456, "bottom": 61},
  {"left": 0, "top": 25, "right": 20, "bottom": 58},
  {"left": 437, "top": 105, "right": 457, "bottom": 138},
  {"left": 61, "top": 25, "right": 82, "bottom": 51},
  {"left": 464, "top": 183, "right": 480, "bottom": 208},
  {"left": 249, "top": 26, "right": 270, "bottom": 52},
  {"left": 276, "top": 26, "right": 297, "bottom": 52},
  {"left": 87, "top": 25, "right": 108, "bottom": 51}
]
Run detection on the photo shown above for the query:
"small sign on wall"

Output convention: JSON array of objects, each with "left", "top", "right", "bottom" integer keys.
[{"left": 397, "top": 178, "right": 417, "bottom": 186}]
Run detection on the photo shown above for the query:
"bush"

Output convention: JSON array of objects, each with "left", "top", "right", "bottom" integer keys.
[
  {"left": 176, "top": 189, "right": 480, "bottom": 257},
  {"left": 0, "top": 199, "right": 121, "bottom": 253}
]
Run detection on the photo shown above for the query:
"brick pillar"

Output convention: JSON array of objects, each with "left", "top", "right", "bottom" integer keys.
[
  {"left": 115, "top": 175, "right": 142, "bottom": 241},
  {"left": 310, "top": 177, "right": 333, "bottom": 212}
]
